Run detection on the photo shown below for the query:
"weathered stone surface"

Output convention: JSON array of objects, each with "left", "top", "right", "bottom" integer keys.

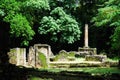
[
  {"left": 85, "top": 55, "right": 107, "bottom": 62},
  {"left": 53, "top": 50, "right": 76, "bottom": 61},
  {"left": 28, "top": 46, "right": 35, "bottom": 67},
  {"left": 67, "top": 51, "right": 76, "bottom": 61},
  {"left": 6, "top": 44, "right": 53, "bottom": 68},
  {"left": 78, "top": 47, "right": 97, "bottom": 57},
  {"left": 54, "top": 50, "right": 68, "bottom": 61},
  {"left": 33, "top": 44, "right": 53, "bottom": 68},
  {"left": 8, "top": 48, "right": 17, "bottom": 65},
  {"left": 8, "top": 48, "right": 26, "bottom": 66},
  {"left": 34, "top": 44, "right": 53, "bottom": 58},
  {"left": 37, "top": 52, "right": 48, "bottom": 68},
  {"left": 84, "top": 24, "right": 89, "bottom": 48},
  {"left": 17, "top": 48, "right": 26, "bottom": 66}
]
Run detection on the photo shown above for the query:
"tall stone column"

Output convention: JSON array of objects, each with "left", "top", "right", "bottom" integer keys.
[{"left": 84, "top": 24, "right": 89, "bottom": 48}]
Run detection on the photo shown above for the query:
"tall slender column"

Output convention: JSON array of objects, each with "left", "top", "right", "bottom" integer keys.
[{"left": 84, "top": 24, "right": 89, "bottom": 48}]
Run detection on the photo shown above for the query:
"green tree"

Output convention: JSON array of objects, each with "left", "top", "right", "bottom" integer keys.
[
  {"left": 23, "top": 0, "right": 50, "bottom": 23},
  {"left": 38, "top": 7, "right": 81, "bottom": 43},
  {"left": 0, "top": 0, "right": 35, "bottom": 46},
  {"left": 92, "top": 0, "right": 120, "bottom": 50},
  {"left": 10, "top": 14, "right": 35, "bottom": 46}
]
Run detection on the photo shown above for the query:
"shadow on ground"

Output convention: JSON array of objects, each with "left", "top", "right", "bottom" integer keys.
[{"left": 0, "top": 63, "right": 120, "bottom": 80}]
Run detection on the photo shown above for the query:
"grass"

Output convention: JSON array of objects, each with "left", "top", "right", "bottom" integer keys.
[
  {"left": 27, "top": 65, "right": 120, "bottom": 80},
  {"left": 40, "top": 67, "right": 120, "bottom": 75},
  {"left": 29, "top": 77, "right": 52, "bottom": 80},
  {"left": 67, "top": 67, "right": 120, "bottom": 75}
]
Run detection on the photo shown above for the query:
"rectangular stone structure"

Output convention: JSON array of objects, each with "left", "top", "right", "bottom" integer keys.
[
  {"left": 8, "top": 48, "right": 26, "bottom": 66},
  {"left": 85, "top": 55, "right": 107, "bottom": 62},
  {"left": 84, "top": 24, "right": 89, "bottom": 48},
  {"left": 16, "top": 48, "right": 26, "bottom": 66},
  {"left": 33, "top": 44, "right": 52, "bottom": 68},
  {"left": 78, "top": 47, "right": 97, "bottom": 55}
]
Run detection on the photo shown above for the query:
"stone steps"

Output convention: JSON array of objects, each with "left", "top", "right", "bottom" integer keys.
[{"left": 49, "top": 61, "right": 118, "bottom": 68}]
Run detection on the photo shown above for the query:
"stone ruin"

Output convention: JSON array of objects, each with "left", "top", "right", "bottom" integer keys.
[
  {"left": 8, "top": 44, "right": 53, "bottom": 68},
  {"left": 78, "top": 24, "right": 107, "bottom": 62},
  {"left": 8, "top": 48, "right": 26, "bottom": 66},
  {"left": 7, "top": 24, "right": 109, "bottom": 68},
  {"left": 50, "top": 24, "right": 107, "bottom": 63}
]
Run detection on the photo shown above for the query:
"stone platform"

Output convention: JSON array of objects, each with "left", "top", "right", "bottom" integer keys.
[{"left": 49, "top": 60, "right": 118, "bottom": 68}]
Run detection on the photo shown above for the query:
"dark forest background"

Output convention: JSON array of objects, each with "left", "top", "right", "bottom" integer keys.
[{"left": 0, "top": 0, "right": 120, "bottom": 60}]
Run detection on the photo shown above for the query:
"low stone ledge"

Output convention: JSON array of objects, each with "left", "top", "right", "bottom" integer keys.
[{"left": 85, "top": 55, "right": 107, "bottom": 62}]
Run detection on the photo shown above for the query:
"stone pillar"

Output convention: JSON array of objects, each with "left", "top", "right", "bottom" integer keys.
[
  {"left": 84, "top": 24, "right": 89, "bottom": 48},
  {"left": 28, "top": 46, "right": 36, "bottom": 67}
]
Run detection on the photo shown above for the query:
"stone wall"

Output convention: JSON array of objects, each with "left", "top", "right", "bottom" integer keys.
[
  {"left": 8, "top": 48, "right": 26, "bottom": 66},
  {"left": 8, "top": 48, "right": 17, "bottom": 65},
  {"left": 34, "top": 44, "right": 52, "bottom": 68},
  {"left": 78, "top": 47, "right": 97, "bottom": 57},
  {"left": 8, "top": 44, "right": 53, "bottom": 68},
  {"left": 28, "top": 46, "right": 35, "bottom": 67}
]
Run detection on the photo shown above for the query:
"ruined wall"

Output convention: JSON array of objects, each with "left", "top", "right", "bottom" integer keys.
[
  {"left": 8, "top": 44, "right": 53, "bottom": 68},
  {"left": 28, "top": 46, "right": 35, "bottom": 67},
  {"left": 8, "top": 48, "right": 26, "bottom": 66}
]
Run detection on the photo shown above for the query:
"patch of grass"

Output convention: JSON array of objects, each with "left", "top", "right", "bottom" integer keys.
[
  {"left": 38, "top": 67, "right": 120, "bottom": 75},
  {"left": 29, "top": 76, "right": 53, "bottom": 80},
  {"left": 68, "top": 67, "right": 120, "bottom": 75}
]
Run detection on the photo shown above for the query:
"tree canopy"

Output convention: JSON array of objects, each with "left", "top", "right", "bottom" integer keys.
[
  {"left": 0, "top": 0, "right": 120, "bottom": 55},
  {"left": 92, "top": 0, "right": 120, "bottom": 50},
  {"left": 38, "top": 7, "right": 81, "bottom": 43}
]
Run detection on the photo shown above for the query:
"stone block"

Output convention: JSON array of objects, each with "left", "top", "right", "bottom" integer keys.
[
  {"left": 85, "top": 55, "right": 107, "bottom": 62},
  {"left": 8, "top": 48, "right": 17, "bottom": 65},
  {"left": 78, "top": 47, "right": 97, "bottom": 55},
  {"left": 28, "top": 46, "right": 35, "bottom": 67},
  {"left": 8, "top": 48, "right": 26, "bottom": 66}
]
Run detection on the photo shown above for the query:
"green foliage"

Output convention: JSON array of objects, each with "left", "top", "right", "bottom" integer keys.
[
  {"left": 92, "top": 0, "right": 120, "bottom": 50},
  {"left": 0, "top": 0, "right": 20, "bottom": 21},
  {"left": 22, "top": 0, "right": 50, "bottom": 24},
  {"left": 24, "top": 0, "right": 50, "bottom": 11},
  {"left": 0, "top": 9, "right": 5, "bottom": 17},
  {"left": 110, "top": 26, "right": 120, "bottom": 50},
  {"left": 10, "top": 14, "right": 35, "bottom": 46},
  {"left": 38, "top": 7, "right": 81, "bottom": 43},
  {"left": 0, "top": 0, "right": 36, "bottom": 46}
]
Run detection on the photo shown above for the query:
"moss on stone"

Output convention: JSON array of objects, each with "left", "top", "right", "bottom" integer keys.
[
  {"left": 68, "top": 52, "right": 75, "bottom": 57},
  {"left": 53, "top": 51, "right": 76, "bottom": 61},
  {"left": 54, "top": 51, "right": 68, "bottom": 61},
  {"left": 38, "top": 52, "right": 48, "bottom": 68}
]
